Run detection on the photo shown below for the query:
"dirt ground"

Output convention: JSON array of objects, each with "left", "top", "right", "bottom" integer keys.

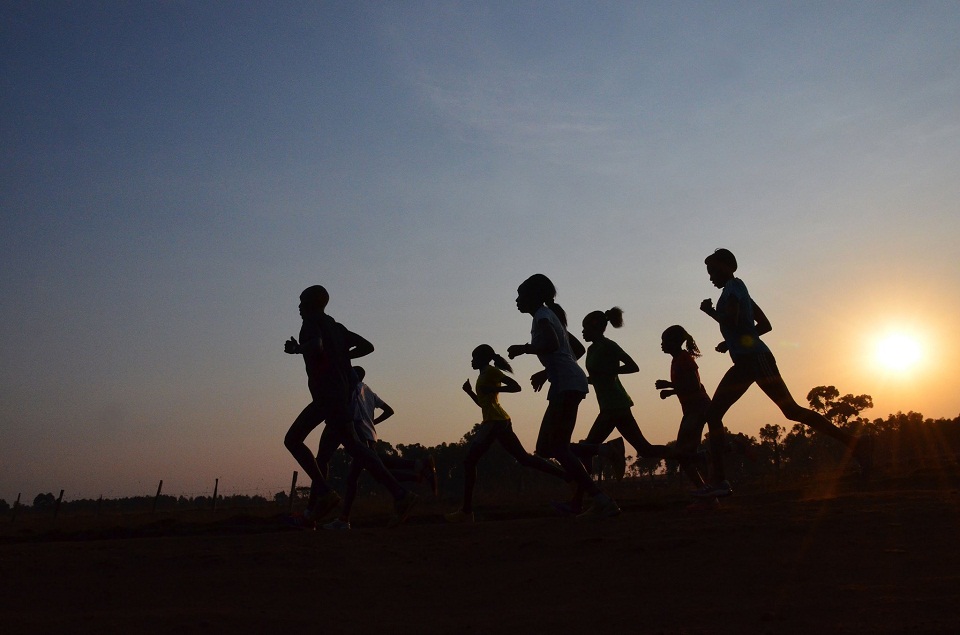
[{"left": 3, "top": 466, "right": 959, "bottom": 635}]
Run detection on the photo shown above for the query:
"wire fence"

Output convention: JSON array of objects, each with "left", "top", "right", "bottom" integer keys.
[{"left": 3, "top": 472, "right": 311, "bottom": 523}]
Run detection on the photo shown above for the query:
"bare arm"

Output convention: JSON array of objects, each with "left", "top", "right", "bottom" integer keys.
[
  {"left": 373, "top": 402, "right": 394, "bottom": 425},
  {"left": 477, "top": 374, "right": 521, "bottom": 395},
  {"left": 617, "top": 348, "right": 640, "bottom": 375},
  {"left": 702, "top": 296, "right": 739, "bottom": 352},
  {"left": 508, "top": 318, "right": 559, "bottom": 359},
  {"left": 568, "top": 333, "right": 586, "bottom": 360},
  {"left": 345, "top": 330, "right": 375, "bottom": 359},
  {"left": 752, "top": 300, "right": 772, "bottom": 336},
  {"left": 530, "top": 369, "right": 549, "bottom": 392},
  {"left": 462, "top": 380, "right": 481, "bottom": 407}
]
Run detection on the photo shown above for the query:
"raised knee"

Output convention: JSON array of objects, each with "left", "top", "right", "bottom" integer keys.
[
  {"left": 781, "top": 403, "right": 806, "bottom": 420},
  {"left": 283, "top": 432, "right": 303, "bottom": 451}
]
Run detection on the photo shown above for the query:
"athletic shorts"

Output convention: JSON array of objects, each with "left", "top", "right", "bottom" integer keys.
[
  {"left": 536, "top": 390, "right": 586, "bottom": 456},
  {"left": 730, "top": 351, "right": 781, "bottom": 383},
  {"left": 676, "top": 412, "right": 707, "bottom": 450},
  {"left": 308, "top": 378, "right": 354, "bottom": 426}
]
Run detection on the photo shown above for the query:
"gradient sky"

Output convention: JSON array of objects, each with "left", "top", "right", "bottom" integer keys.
[{"left": 3, "top": 1, "right": 959, "bottom": 502}]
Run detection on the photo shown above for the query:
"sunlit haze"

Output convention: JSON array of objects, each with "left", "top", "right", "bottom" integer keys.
[
  {"left": 874, "top": 331, "right": 924, "bottom": 373},
  {"left": 2, "top": 2, "right": 959, "bottom": 502}
]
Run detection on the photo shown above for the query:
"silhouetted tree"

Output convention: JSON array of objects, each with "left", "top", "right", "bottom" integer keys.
[
  {"left": 865, "top": 411, "right": 960, "bottom": 467},
  {"left": 759, "top": 423, "right": 785, "bottom": 471},
  {"left": 33, "top": 492, "right": 56, "bottom": 511},
  {"left": 807, "top": 385, "right": 873, "bottom": 431},
  {"left": 628, "top": 455, "right": 662, "bottom": 484},
  {"left": 661, "top": 440, "right": 683, "bottom": 482},
  {"left": 0, "top": 499, "right": 9, "bottom": 514}
]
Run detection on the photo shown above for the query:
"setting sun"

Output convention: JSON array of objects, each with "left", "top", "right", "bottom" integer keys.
[{"left": 875, "top": 332, "right": 923, "bottom": 373}]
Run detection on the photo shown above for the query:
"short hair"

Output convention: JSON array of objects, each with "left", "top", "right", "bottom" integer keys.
[
  {"left": 299, "top": 285, "right": 330, "bottom": 310},
  {"left": 704, "top": 248, "right": 737, "bottom": 272}
]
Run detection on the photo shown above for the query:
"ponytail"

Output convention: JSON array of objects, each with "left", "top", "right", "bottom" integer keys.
[
  {"left": 604, "top": 307, "right": 624, "bottom": 328},
  {"left": 584, "top": 307, "right": 624, "bottom": 332},
  {"left": 473, "top": 344, "right": 514, "bottom": 373},
  {"left": 492, "top": 354, "right": 513, "bottom": 374},
  {"left": 684, "top": 334, "right": 702, "bottom": 358},
  {"left": 545, "top": 299, "right": 568, "bottom": 327},
  {"left": 662, "top": 325, "right": 701, "bottom": 358}
]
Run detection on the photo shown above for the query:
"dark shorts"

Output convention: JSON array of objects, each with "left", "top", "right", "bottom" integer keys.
[
  {"left": 536, "top": 391, "right": 586, "bottom": 456},
  {"left": 471, "top": 419, "right": 513, "bottom": 445},
  {"left": 308, "top": 377, "right": 354, "bottom": 426},
  {"left": 730, "top": 351, "right": 780, "bottom": 383}
]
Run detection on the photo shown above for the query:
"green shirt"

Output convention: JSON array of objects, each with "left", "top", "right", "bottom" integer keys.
[{"left": 585, "top": 338, "right": 634, "bottom": 411}]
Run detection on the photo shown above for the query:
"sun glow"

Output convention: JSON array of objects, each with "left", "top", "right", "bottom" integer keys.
[{"left": 874, "top": 332, "right": 923, "bottom": 373}]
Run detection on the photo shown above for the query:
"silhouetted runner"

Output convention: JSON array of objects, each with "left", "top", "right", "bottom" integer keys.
[
  {"left": 507, "top": 274, "right": 620, "bottom": 520},
  {"left": 655, "top": 325, "right": 716, "bottom": 509},
  {"left": 560, "top": 307, "right": 677, "bottom": 515},
  {"left": 445, "top": 345, "right": 569, "bottom": 523},
  {"left": 283, "top": 285, "right": 418, "bottom": 527},
  {"left": 694, "top": 250, "right": 871, "bottom": 498}
]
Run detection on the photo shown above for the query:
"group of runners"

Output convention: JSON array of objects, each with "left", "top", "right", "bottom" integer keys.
[{"left": 282, "top": 248, "right": 872, "bottom": 528}]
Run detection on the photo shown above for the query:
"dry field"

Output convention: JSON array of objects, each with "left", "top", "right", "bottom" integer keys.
[{"left": 3, "top": 465, "right": 959, "bottom": 634}]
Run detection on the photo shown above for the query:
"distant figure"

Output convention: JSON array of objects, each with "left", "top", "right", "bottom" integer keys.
[
  {"left": 507, "top": 274, "right": 620, "bottom": 520},
  {"left": 655, "top": 325, "right": 716, "bottom": 509},
  {"left": 317, "top": 367, "right": 438, "bottom": 531},
  {"left": 559, "top": 308, "right": 678, "bottom": 515},
  {"left": 283, "top": 285, "right": 419, "bottom": 527},
  {"left": 695, "top": 249, "right": 870, "bottom": 498},
  {"left": 445, "top": 345, "right": 569, "bottom": 523}
]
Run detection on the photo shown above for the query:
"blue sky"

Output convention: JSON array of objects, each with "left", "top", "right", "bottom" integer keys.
[{"left": 2, "top": 1, "right": 959, "bottom": 501}]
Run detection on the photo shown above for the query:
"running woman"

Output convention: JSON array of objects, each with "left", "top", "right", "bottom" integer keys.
[
  {"left": 561, "top": 308, "right": 678, "bottom": 514},
  {"left": 655, "top": 325, "right": 712, "bottom": 499},
  {"left": 507, "top": 274, "right": 620, "bottom": 520},
  {"left": 445, "top": 345, "right": 569, "bottom": 523},
  {"left": 695, "top": 249, "right": 870, "bottom": 497}
]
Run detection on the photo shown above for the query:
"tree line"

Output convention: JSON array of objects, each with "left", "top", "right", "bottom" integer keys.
[{"left": 7, "top": 385, "right": 958, "bottom": 515}]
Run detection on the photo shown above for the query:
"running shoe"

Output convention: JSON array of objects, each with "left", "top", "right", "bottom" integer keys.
[
  {"left": 311, "top": 489, "right": 342, "bottom": 520},
  {"left": 282, "top": 512, "right": 316, "bottom": 530},
  {"left": 387, "top": 491, "right": 420, "bottom": 528},
  {"left": 602, "top": 437, "right": 627, "bottom": 481},
  {"left": 692, "top": 480, "right": 732, "bottom": 498},
  {"left": 576, "top": 497, "right": 621, "bottom": 521},
  {"left": 322, "top": 519, "right": 351, "bottom": 531},
  {"left": 444, "top": 509, "right": 475, "bottom": 523}
]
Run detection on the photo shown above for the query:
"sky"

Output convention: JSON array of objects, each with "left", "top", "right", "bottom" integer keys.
[{"left": 2, "top": 1, "right": 959, "bottom": 502}]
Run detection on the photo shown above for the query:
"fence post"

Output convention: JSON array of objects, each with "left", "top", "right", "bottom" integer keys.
[
  {"left": 212, "top": 478, "right": 219, "bottom": 512},
  {"left": 54, "top": 489, "right": 64, "bottom": 520},
  {"left": 11, "top": 493, "right": 20, "bottom": 523},
  {"left": 288, "top": 471, "right": 298, "bottom": 513},
  {"left": 152, "top": 480, "right": 163, "bottom": 512}
]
